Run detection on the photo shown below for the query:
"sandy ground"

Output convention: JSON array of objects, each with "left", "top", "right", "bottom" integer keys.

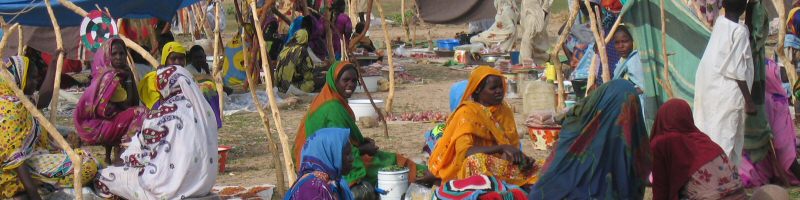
[{"left": 46, "top": 1, "right": 800, "bottom": 198}]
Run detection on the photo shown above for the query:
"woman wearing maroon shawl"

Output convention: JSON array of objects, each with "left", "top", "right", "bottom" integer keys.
[
  {"left": 74, "top": 38, "right": 146, "bottom": 164},
  {"left": 650, "top": 99, "right": 745, "bottom": 200}
]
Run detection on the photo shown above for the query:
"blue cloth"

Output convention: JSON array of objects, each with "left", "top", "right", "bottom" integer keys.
[
  {"left": 785, "top": 34, "right": 800, "bottom": 49},
  {"left": 449, "top": 80, "right": 468, "bottom": 112},
  {"left": 529, "top": 80, "right": 650, "bottom": 200},
  {"left": 287, "top": 128, "right": 355, "bottom": 200},
  {"left": 612, "top": 50, "right": 644, "bottom": 89},
  {"left": 0, "top": 0, "right": 198, "bottom": 27},
  {"left": 573, "top": 43, "right": 596, "bottom": 80},
  {"left": 286, "top": 16, "right": 305, "bottom": 44}
]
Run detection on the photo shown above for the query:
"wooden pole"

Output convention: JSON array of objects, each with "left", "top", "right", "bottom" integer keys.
[
  {"left": 116, "top": 19, "right": 143, "bottom": 87},
  {"left": 549, "top": 2, "right": 579, "bottom": 110},
  {"left": 776, "top": 0, "right": 797, "bottom": 94},
  {"left": 586, "top": 55, "right": 599, "bottom": 94},
  {"left": 211, "top": 1, "right": 226, "bottom": 122},
  {"left": 659, "top": 0, "right": 675, "bottom": 98},
  {"left": 593, "top": 5, "right": 611, "bottom": 82},
  {"left": 375, "top": 0, "right": 397, "bottom": 113},
  {"left": 401, "top": 0, "right": 410, "bottom": 44},
  {"left": 325, "top": 9, "right": 337, "bottom": 61},
  {"left": 348, "top": 0, "right": 374, "bottom": 51},
  {"left": 249, "top": 0, "right": 297, "bottom": 184},
  {"left": 45, "top": 0, "right": 65, "bottom": 123},
  {"left": 1, "top": 23, "right": 83, "bottom": 200},
  {"left": 240, "top": 27, "right": 287, "bottom": 194},
  {"left": 603, "top": 8, "right": 627, "bottom": 44},
  {"left": 17, "top": 26, "right": 23, "bottom": 56}
]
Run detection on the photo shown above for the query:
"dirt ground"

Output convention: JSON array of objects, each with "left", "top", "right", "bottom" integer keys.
[
  {"left": 47, "top": 0, "right": 800, "bottom": 198},
  {"left": 212, "top": 4, "right": 570, "bottom": 188}
]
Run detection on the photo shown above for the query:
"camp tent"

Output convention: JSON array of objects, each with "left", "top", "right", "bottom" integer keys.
[
  {"left": 0, "top": 0, "right": 199, "bottom": 27},
  {"left": 0, "top": 0, "right": 199, "bottom": 59},
  {"left": 415, "top": 0, "right": 495, "bottom": 24}
]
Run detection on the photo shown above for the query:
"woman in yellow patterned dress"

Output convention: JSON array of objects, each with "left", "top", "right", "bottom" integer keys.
[
  {"left": 0, "top": 56, "right": 98, "bottom": 199},
  {"left": 428, "top": 66, "right": 539, "bottom": 186}
]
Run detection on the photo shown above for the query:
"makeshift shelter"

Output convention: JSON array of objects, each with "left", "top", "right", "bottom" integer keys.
[
  {"left": 415, "top": 0, "right": 495, "bottom": 24},
  {"left": 0, "top": 0, "right": 198, "bottom": 59},
  {"left": 0, "top": 0, "right": 198, "bottom": 26},
  {"left": 620, "top": 0, "right": 773, "bottom": 161}
]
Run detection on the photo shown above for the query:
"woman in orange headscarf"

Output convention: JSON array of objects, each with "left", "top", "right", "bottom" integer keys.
[{"left": 429, "top": 66, "right": 539, "bottom": 186}]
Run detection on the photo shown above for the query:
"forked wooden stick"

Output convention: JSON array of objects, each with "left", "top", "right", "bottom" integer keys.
[
  {"left": 549, "top": 1, "right": 579, "bottom": 110},
  {"left": 1, "top": 23, "right": 83, "bottom": 200},
  {"left": 211, "top": 1, "right": 226, "bottom": 121},
  {"left": 249, "top": 0, "right": 297, "bottom": 184},
  {"left": 240, "top": 26, "right": 288, "bottom": 194},
  {"left": 375, "top": 0, "right": 397, "bottom": 113},
  {"left": 17, "top": 26, "right": 23, "bottom": 56},
  {"left": 659, "top": 0, "right": 675, "bottom": 98},
  {"left": 347, "top": 0, "right": 374, "bottom": 51},
  {"left": 45, "top": 0, "right": 66, "bottom": 123}
]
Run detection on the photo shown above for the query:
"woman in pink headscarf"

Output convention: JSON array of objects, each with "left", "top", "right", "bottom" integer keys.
[
  {"left": 739, "top": 59, "right": 800, "bottom": 187},
  {"left": 74, "top": 38, "right": 147, "bottom": 164}
]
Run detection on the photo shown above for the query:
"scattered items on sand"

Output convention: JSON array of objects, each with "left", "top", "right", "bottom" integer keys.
[
  {"left": 212, "top": 184, "right": 275, "bottom": 200},
  {"left": 385, "top": 111, "right": 448, "bottom": 122}
]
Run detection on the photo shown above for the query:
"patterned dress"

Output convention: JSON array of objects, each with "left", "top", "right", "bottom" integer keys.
[
  {"left": 0, "top": 79, "right": 98, "bottom": 198},
  {"left": 97, "top": 66, "right": 219, "bottom": 199},
  {"left": 680, "top": 156, "right": 746, "bottom": 199}
]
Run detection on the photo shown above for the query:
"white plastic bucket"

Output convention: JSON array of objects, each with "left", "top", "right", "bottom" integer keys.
[
  {"left": 348, "top": 99, "right": 384, "bottom": 121},
  {"left": 355, "top": 76, "right": 382, "bottom": 93},
  {"left": 377, "top": 168, "right": 410, "bottom": 200}
]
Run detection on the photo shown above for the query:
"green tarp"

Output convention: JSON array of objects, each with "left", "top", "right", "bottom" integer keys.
[{"left": 621, "top": 0, "right": 772, "bottom": 161}]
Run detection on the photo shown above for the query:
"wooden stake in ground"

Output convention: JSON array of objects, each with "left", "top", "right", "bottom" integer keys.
[
  {"left": 375, "top": 0, "right": 397, "bottom": 113},
  {"left": 401, "top": 0, "right": 410, "bottom": 44},
  {"left": 549, "top": 2, "right": 579, "bottom": 110},
  {"left": 1, "top": 23, "right": 83, "bottom": 200},
  {"left": 240, "top": 26, "right": 287, "bottom": 194},
  {"left": 249, "top": 0, "right": 297, "bottom": 185},
  {"left": 45, "top": 0, "right": 66, "bottom": 123},
  {"left": 211, "top": 1, "right": 226, "bottom": 121},
  {"left": 593, "top": 5, "right": 611, "bottom": 82},
  {"left": 347, "top": 0, "right": 374, "bottom": 51},
  {"left": 658, "top": 0, "right": 675, "bottom": 98},
  {"left": 17, "top": 26, "right": 23, "bottom": 56},
  {"left": 775, "top": 0, "right": 797, "bottom": 94}
]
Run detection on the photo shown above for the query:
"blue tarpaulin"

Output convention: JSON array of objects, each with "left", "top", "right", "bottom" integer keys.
[{"left": 0, "top": 0, "right": 199, "bottom": 27}]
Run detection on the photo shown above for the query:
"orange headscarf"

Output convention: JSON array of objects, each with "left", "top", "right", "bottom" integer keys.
[{"left": 428, "top": 66, "right": 520, "bottom": 183}]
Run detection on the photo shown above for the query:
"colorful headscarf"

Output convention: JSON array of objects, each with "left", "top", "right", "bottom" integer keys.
[
  {"left": 3, "top": 56, "right": 30, "bottom": 89},
  {"left": 529, "top": 80, "right": 651, "bottom": 200},
  {"left": 429, "top": 66, "right": 522, "bottom": 184},
  {"left": 650, "top": 99, "right": 723, "bottom": 200},
  {"left": 161, "top": 41, "right": 186, "bottom": 65},
  {"left": 788, "top": 7, "right": 800, "bottom": 36},
  {"left": 75, "top": 38, "right": 145, "bottom": 146},
  {"left": 300, "top": 128, "right": 351, "bottom": 180},
  {"left": 287, "top": 128, "right": 354, "bottom": 200},
  {"left": 293, "top": 61, "right": 364, "bottom": 180}
]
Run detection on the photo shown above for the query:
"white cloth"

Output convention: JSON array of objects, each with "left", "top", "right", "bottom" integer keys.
[
  {"left": 693, "top": 18, "right": 754, "bottom": 167},
  {"left": 519, "top": 0, "right": 552, "bottom": 64},
  {"left": 98, "top": 66, "right": 219, "bottom": 200},
  {"left": 469, "top": 0, "right": 519, "bottom": 52}
]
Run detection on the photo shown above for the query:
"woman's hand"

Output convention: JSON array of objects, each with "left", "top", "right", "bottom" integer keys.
[
  {"left": 358, "top": 137, "right": 379, "bottom": 156},
  {"left": 500, "top": 145, "right": 534, "bottom": 168}
]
